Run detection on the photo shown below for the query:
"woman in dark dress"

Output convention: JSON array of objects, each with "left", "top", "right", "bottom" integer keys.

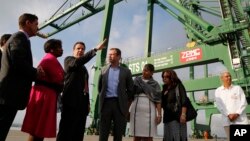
[{"left": 161, "top": 69, "right": 188, "bottom": 141}]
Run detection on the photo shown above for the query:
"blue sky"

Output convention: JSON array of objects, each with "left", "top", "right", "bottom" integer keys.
[
  {"left": 0, "top": 0, "right": 188, "bottom": 67},
  {"left": 0, "top": 0, "right": 191, "bottom": 103},
  {"left": 0, "top": 0, "right": 228, "bottom": 138}
]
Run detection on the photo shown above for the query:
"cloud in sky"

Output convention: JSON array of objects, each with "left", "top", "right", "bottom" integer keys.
[
  {"left": 1, "top": 1, "right": 228, "bottom": 137},
  {"left": 0, "top": 0, "right": 62, "bottom": 32},
  {"left": 0, "top": 0, "right": 211, "bottom": 99},
  {"left": 0, "top": 0, "right": 154, "bottom": 126},
  {"left": 109, "top": 13, "right": 146, "bottom": 58},
  {"left": 0, "top": 0, "right": 188, "bottom": 65}
]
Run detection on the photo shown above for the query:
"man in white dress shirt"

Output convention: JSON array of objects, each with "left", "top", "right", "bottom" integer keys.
[{"left": 215, "top": 71, "right": 249, "bottom": 141}]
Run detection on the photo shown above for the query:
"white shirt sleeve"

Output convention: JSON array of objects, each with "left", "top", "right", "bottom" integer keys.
[
  {"left": 236, "top": 86, "right": 248, "bottom": 115},
  {"left": 214, "top": 87, "right": 229, "bottom": 116}
]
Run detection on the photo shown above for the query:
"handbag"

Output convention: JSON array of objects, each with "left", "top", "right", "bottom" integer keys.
[
  {"left": 57, "top": 93, "right": 63, "bottom": 113},
  {"left": 175, "top": 84, "right": 197, "bottom": 121}
]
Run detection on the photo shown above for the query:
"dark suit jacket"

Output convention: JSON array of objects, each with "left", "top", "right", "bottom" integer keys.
[
  {"left": 0, "top": 31, "right": 37, "bottom": 110},
  {"left": 62, "top": 49, "right": 96, "bottom": 111},
  {"left": 0, "top": 49, "right": 2, "bottom": 70},
  {"left": 98, "top": 64, "right": 134, "bottom": 116}
]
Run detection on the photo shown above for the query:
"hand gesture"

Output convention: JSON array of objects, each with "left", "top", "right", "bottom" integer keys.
[
  {"left": 37, "top": 65, "right": 45, "bottom": 79},
  {"left": 228, "top": 113, "right": 239, "bottom": 122},
  {"left": 95, "top": 38, "right": 107, "bottom": 51},
  {"left": 156, "top": 116, "right": 162, "bottom": 125}
]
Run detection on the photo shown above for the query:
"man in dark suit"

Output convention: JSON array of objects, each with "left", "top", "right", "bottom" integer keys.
[
  {"left": 56, "top": 39, "right": 106, "bottom": 141},
  {"left": 98, "top": 48, "right": 134, "bottom": 141},
  {"left": 0, "top": 13, "right": 43, "bottom": 141}
]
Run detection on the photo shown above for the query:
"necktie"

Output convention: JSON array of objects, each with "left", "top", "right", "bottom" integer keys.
[{"left": 84, "top": 78, "right": 89, "bottom": 93}]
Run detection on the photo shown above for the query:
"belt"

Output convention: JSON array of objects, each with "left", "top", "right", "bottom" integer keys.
[{"left": 104, "top": 97, "right": 118, "bottom": 100}]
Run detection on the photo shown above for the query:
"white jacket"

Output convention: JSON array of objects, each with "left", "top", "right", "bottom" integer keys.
[{"left": 214, "top": 85, "right": 249, "bottom": 126}]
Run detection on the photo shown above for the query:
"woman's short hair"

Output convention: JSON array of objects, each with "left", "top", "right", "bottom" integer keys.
[
  {"left": 144, "top": 63, "right": 155, "bottom": 72},
  {"left": 0, "top": 34, "right": 11, "bottom": 46},
  {"left": 44, "top": 39, "right": 62, "bottom": 53}
]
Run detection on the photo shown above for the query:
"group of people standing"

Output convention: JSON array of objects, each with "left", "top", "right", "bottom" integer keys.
[
  {"left": 0, "top": 12, "right": 249, "bottom": 141},
  {"left": 0, "top": 12, "right": 106, "bottom": 141}
]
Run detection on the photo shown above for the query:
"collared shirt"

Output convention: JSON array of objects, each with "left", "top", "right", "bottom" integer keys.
[
  {"left": 214, "top": 84, "right": 249, "bottom": 126},
  {"left": 106, "top": 66, "right": 120, "bottom": 98},
  {"left": 19, "top": 30, "right": 29, "bottom": 39}
]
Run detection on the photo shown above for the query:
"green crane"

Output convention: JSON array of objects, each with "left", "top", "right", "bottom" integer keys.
[
  {"left": 123, "top": 0, "right": 250, "bottom": 137},
  {"left": 38, "top": 0, "right": 250, "bottom": 138}
]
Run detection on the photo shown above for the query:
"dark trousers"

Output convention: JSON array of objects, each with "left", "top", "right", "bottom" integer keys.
[
  {"left": 99, "top": 99, "right": 126, "bottom": 141},
  {"left": 0, "top": 105, "right": 18, "bottom": 141},
  {"left": 56, "top": 106, "right": 87, "bottom": 141}
]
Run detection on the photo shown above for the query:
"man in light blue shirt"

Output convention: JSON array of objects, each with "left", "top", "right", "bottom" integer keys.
[
  {"left": 106, "top": 67, "right": 120, "bottom": 98},
  {"left": 98, "top": 48, "right": 134, "bottom": 141}
]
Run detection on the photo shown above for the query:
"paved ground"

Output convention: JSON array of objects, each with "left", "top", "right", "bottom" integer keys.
[
  {"left": 6, "top": 130, "right": 152, "bottom": 141},
  {"left": 6, "top": 130, "right": 226, "bottom": 141}
]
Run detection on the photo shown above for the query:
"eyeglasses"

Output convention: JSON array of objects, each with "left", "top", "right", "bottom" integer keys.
[{"left": 162, "top": 75, "right": 170, "bottom": 79}]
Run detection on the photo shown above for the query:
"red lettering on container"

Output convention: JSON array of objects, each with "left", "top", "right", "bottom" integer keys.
[{"left": 180, "top": 48, "right": 202, "bottom": 63}]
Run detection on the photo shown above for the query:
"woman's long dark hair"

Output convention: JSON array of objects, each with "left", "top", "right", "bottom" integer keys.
[{"left": 161, "top": 69, "right": 181, "bottom": 89}]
